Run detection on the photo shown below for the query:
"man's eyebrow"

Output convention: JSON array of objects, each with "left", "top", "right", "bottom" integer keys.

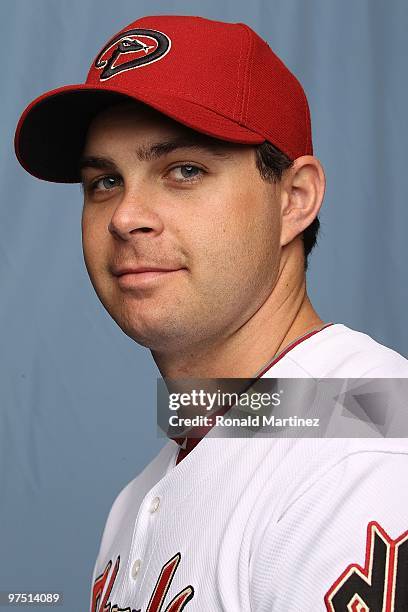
[
  {"left": 78, "top": 156, "right": 118, "bottom": 174},
  {"left": 134, "top": 136, "right": 234, "bottom": 162},
  {"left": 79, "top": 136, "right": 234, "bottom": 173}
]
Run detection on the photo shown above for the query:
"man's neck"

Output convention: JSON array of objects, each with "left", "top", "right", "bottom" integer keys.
[{"left": 152, "top": 249, "right": 324, "bottom": 379}]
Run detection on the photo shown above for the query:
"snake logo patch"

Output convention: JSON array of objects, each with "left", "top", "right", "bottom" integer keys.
[
  {"left": 94, "top": 29, "right": 171, "bottom": 80},
  {"left": 325, "top": 521, "right": 408, "bottom": 611}
]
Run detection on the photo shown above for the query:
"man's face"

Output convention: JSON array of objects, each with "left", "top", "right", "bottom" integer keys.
[{"left": 80, "top": 102, "right": 282, "bottom": 352}]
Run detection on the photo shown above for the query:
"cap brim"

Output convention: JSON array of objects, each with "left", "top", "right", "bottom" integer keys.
[{"left": 15, "top": 83, "right": 265, "bottom": 183}]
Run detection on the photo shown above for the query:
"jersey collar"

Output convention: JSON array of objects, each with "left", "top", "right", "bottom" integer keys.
[{"left": 171, "top": 322, "right": 335, "bottom": 460}]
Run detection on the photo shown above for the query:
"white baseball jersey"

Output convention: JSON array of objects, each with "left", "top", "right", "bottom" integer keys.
[{"left": 89, "top": 323, "right": 408, "bottom": 611}]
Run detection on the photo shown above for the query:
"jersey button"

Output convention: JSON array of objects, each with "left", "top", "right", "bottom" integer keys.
[
  {"left": 131, "top": 559, "right": 141, "bottom": 579},
  {"left": 149, "top": 496, "right": 161, "bottom": 513}
]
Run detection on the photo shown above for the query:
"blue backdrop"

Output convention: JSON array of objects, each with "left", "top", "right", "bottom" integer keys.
[{"left": 1, "top": 0, "right": 407, "bottom": 608}]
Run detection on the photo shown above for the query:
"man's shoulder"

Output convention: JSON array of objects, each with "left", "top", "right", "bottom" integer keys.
[
  {"left": 95, "top": 441, "right": 176, "bottom": 562},
  {"left": 270, "top": 323, "right": 408, "bottom": 378},
  {"left": 109, "top": 441, "right": 175, "bottom": 516}
]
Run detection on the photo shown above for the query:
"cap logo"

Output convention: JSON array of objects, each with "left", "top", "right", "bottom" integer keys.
[{"left": 94, "top": 28, "right": 171, "bottom": 80}]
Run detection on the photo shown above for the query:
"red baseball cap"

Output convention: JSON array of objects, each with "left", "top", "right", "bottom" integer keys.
[{"left": 14, "top": 14, "right": 313, "bottom": 183}]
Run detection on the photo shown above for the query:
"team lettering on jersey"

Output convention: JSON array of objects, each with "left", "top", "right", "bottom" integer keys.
[
  {"left": 325, "top": 521, "right": 408, "bottom": 611},
  {"left": 91, "top": 553, "right": 194, "bottom": 612}
]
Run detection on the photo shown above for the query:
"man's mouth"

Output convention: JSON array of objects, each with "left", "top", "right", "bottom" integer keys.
[{"left": 112, "top": 265, "right": 187, "bottom": 288}]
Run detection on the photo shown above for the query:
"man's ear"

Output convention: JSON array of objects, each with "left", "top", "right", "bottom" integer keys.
[{"left": 279, "top": 155, "right": 326, "bottom": 247}]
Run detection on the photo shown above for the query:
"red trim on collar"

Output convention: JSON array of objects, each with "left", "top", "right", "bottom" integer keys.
[
  {"left": 256, "top": 322, "right": 334, "bottom": 378},
  {"left": 172, "top": 322, "right": 334, "bottom": 462}
]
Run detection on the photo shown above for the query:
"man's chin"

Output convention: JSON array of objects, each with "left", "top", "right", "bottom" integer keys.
[{"left": 118, "top": 320, "right": 190, "bottom": 352}]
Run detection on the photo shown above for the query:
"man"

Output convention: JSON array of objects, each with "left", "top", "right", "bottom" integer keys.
[{"left": 15, "top": 14, "right": 408, "bottom": 612}]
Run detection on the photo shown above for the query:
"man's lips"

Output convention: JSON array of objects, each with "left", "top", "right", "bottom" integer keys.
[
  {"left": 112, "top": 265, "right": 186, "bottom": 288},
  {"left": 113, "top": 266, "right": 183, "bottom": 276}
]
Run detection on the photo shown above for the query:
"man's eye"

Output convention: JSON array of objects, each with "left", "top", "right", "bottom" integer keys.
[
  {"left": 168, "top": 165, "right": 204, "bottom": 182},
  {"left": 90, "top": 176, "right": 122, "bottom": 192}
]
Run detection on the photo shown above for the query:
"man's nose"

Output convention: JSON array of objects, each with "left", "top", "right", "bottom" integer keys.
[{"left": 108, "top": 186, "right": 165, "bottom": 240}]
